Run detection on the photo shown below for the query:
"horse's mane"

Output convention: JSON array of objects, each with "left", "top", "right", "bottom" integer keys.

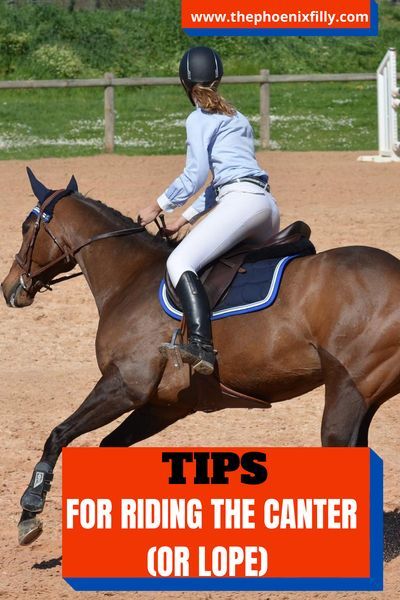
[{"left": 76, "top": 193, "right": 179, "bottom": 251}]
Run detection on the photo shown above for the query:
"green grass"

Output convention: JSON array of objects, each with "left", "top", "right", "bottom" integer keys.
[{"left": 0, "top": 81, "right": 377, "bottom": 159}]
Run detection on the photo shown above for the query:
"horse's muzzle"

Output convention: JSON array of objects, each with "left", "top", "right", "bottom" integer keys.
[{"left": 1, "top": 276, "right": 34, "bottom": 308}]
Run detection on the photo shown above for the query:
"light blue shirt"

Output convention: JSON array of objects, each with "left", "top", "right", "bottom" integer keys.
[{"left": 157, "top": 108, "right": 267, "bottom": 223}]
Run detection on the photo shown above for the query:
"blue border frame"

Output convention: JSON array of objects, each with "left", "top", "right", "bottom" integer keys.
[
  {"left": 65, "top": 575, "right": 382, "bottom": 592},
  {"left": 65, "top": 450, "right": 383, "bottom": 592},
  {"left": 183, "top": 1, "right": 378, "bottom": 37},
  {"left": 368, "top": 450, "right": 384, "bottom": 590}
]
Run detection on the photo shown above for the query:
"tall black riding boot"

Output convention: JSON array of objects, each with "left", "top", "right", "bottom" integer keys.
[{"left": 161, "top": 271, "right": 216, "bottom": 375}]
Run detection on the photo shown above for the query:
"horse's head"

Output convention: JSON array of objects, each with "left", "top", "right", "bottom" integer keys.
[{"left": 1, "top": 168, "right": 79, "bottom": 308}]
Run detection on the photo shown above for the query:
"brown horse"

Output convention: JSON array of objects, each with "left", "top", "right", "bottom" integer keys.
[{"left": 2, "top": 172, "right": 400, "bottom": 546}]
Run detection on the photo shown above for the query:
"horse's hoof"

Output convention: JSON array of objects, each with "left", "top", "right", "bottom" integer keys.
[{"left": 18, "top": 516, "right": 43, "bottom": 546}]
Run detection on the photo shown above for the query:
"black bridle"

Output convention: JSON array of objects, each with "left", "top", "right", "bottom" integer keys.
[{"left": 15, "top": 189, "right": 150, "bottom": 295}]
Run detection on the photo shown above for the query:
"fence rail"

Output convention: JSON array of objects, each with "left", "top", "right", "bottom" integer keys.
[{"left": 0, "top": 70, "right": 387, "bottom": 151}]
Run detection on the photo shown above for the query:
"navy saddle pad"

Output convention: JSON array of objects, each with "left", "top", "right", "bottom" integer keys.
[{"left": 159, "top": 252, "right": 310, "bottom": 321}]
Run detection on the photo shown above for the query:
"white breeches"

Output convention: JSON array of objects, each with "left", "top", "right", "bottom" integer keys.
[{"left": 167, "top": 182, "right": 281, "bottom": 288}]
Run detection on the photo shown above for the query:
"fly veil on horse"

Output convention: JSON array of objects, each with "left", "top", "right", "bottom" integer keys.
[{"left": 2, "top": 169, "right": 400, "bottom": 546}]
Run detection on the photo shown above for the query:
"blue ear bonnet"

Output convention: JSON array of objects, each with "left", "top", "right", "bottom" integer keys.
[{"left": 26, "top": 167, "right": 78, "bottom": 222}]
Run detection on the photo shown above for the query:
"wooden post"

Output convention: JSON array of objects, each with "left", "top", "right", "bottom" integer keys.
[
  {"left": 259, "top": 69, "right": 270, "bottom": 150},
  {"left": 104, "top": 72, "right": 115, "bottom": 153}
]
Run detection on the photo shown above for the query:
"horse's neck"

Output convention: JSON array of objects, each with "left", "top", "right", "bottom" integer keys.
[{"left": 62, "top": 198, "right": 165, "bottom": 314}]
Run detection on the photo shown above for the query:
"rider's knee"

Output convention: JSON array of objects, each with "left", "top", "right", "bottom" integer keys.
[{"left": 166, "top": 253, "right": 188, "bottom": 288}]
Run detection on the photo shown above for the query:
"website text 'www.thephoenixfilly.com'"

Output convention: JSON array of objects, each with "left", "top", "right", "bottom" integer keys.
[{"left": 189, "top": 10, "right": 370, "bottom": 28}]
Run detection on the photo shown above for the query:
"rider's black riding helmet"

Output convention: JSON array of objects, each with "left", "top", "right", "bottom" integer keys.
[{"left": 179, "top": 46, "right": 224, "bottom": 106}]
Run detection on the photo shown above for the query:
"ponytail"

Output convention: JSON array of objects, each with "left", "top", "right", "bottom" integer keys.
[{"left": 191, "top": 82, "right": 236, "bottom": 117}]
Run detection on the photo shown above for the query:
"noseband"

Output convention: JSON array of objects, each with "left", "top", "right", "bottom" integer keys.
[{"left": 15, "top": 189, "right": 146, "bottom": 295}]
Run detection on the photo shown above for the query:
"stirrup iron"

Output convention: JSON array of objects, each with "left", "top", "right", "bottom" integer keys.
[{"left": 159, "top": 328, "right": 184, "bottom": 369}]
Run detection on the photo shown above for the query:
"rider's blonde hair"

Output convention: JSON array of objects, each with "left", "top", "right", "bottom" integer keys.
[{"left": 191, "top": 82, "right": 236, "bottom": 117}]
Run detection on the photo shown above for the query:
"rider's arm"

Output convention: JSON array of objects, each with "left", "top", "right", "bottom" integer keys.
[
  {"left": 156, "top": 111, "right": 213, "bottom": 212},
  {"left": 181, "top": 184, "right": 217, "bottom": 223}
]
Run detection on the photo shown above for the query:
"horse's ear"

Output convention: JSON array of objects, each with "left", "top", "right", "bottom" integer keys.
[
  {"left": 26, "top": 167, "right": 52, "bottom": 205},
  {"left": 66, "top": 175, "right": 78, "bottom": 193}
]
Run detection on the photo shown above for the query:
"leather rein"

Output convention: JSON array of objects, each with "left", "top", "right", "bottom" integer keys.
[{"left": 15, "top": 189, "right": 147, "bottom": 295}]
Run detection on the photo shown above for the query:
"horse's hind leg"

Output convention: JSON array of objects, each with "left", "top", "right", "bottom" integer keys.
[
  {"left": 319, "top": 348, "right": 368, "bottom": 447},
  {"left": 18, "top": 364, "right": 138, "bottom": 545}
]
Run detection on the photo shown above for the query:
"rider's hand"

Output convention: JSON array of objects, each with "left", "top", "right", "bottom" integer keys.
[
  {"left": 137, "top": 203, "right": 161, "bottom": 226},
  {"left": 162, "top": 215, "right": 188, "bottom": 237}
]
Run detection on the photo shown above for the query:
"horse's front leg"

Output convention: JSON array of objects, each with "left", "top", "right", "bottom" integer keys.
[{"left": 18, "top": 363, "right": 147, "bottom": 545}]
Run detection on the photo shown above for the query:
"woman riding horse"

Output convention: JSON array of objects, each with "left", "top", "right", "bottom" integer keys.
[{"left": 138, "top": 46, "right": 280, "bottom": 375}]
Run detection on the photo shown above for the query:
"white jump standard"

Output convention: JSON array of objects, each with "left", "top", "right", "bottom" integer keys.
[{"left": 359, "top": 48, "right": 400, "bottom": 162}]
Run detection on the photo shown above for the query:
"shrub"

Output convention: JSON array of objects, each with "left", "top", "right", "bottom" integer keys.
[
  {"left": 0, "top": 31, "right": 30, "bottom": 56},
  {"left": 32, "top": 44, "right": 84, "bottom": 78}
]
